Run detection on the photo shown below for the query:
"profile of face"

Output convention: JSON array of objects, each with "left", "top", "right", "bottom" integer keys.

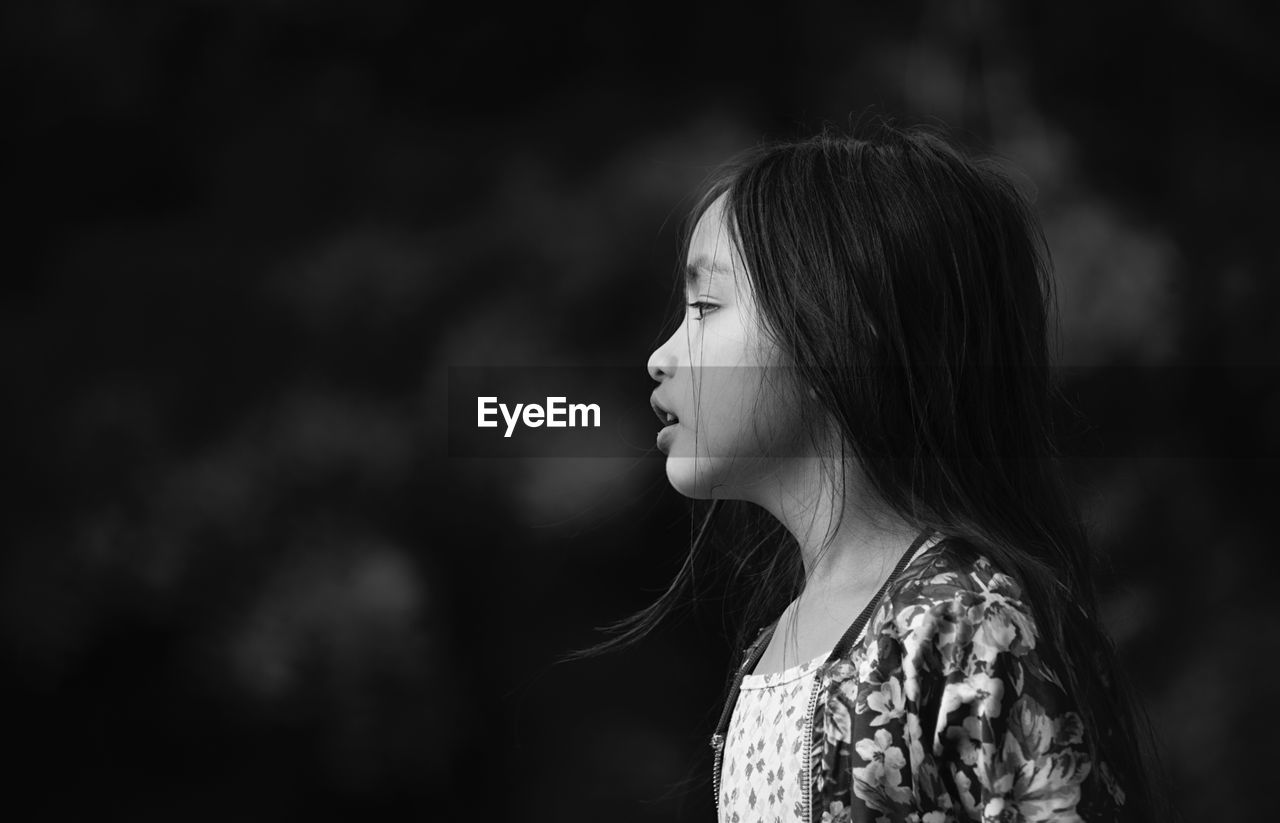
[{"left": 647, "top": 193, "right": 812, "bottom": 500}]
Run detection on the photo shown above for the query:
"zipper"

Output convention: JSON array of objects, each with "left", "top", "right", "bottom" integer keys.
[
  {"left": 711, "top": 733, "right": 724, "bottom": 820},
  {"left": 711, "top": 625, "right": 774, "bottom": 820},
  {"left": 801, "top": 667, "right": 824, "bottom": 823},
  {"left": 800, "top": 530, "right": 939, "bottom": 823}
]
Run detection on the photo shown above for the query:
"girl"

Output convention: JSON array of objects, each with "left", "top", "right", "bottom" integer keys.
[{"left": 589, "top": 124, "right": 1160, "bottom": 822}]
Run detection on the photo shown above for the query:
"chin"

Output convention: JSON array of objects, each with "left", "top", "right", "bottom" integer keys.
[
  {"left": 663, "top": 454, "right": 773, "bottom": 501},
  {"left": 663, "top": 456, "right": 716, "bottom": 499}
]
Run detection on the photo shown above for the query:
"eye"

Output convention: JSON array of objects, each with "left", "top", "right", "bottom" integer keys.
[{"left": 686, "top": 300, "right": 719, "bottom": 321}]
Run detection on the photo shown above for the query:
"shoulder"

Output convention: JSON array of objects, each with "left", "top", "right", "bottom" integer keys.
[
  {"left": 815, "top": 539, "right": 1128, "bottom": 820},
  {"left": 892, "top": 535, "right": 1027, "bottom": 605},
  {"left": 866, "top": 537, "right": 1042, "bottom": 670}
]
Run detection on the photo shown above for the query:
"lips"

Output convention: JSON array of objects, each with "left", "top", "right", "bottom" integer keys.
[{"left": 650, "top": 394, "right": 679, "bottom": 427}]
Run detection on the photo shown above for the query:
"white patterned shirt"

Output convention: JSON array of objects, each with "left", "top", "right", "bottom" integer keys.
[
  {"left": 716, "top": 536, "right": 943, "bottom": 821},
  {"left": 717, "top": 649, "right": 830, "bottom": 823}
]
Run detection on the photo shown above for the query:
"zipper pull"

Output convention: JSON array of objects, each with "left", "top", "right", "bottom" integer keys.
[{"left": 710, "top": 733, "right": 725, "bottom": 752}]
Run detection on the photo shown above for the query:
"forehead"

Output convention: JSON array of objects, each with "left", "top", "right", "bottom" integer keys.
[{"left": 686, "top": 192, "right": 743, "bottom": 279}]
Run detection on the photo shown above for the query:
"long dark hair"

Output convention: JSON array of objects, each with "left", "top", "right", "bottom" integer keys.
[{"left": 573, "top": 122, "right": 1164, "bottom": 819}]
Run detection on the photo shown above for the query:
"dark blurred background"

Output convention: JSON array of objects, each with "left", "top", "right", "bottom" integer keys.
[{"left": 3, "top": 0, "right": 1278, "bottom": 819}]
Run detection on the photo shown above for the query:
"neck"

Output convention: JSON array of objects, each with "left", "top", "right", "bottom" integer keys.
[{"left": 744, "top": 456, "right": 921, "bottom": 596}]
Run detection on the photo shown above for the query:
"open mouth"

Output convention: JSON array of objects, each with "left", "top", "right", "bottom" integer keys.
[{"left": 650, "top": 395, "right": 679, "bottom": 427}]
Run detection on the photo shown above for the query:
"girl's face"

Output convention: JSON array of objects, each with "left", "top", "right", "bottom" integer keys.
[{"left": 647, "top": 193, "right": 810, "bottom": 500}]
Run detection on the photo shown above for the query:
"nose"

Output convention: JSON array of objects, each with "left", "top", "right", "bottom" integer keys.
[{"left": 647, "top": 325, "right": 680, "bottom": 383}]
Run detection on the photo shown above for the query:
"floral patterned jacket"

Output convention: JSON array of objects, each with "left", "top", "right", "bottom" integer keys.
[{"left": 734, "top": 538, "right": 1130, "bottom": 823}]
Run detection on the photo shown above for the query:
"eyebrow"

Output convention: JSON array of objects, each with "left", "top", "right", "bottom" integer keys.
[{"left": 685, "top": 257, "right": 734, "bottom": 286}]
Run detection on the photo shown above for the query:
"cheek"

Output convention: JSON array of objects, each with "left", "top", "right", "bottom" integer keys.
[
  {"left": 679, "top": 307, "right": 799, "bottom": 454},
  {"left": 690, "top": 370, "right": 805, "bottom": 457},
  {"left": 743, "top": 379, "right": 808, "bottom": 455},
  {"left": 685, "top": 307, "right": 759, "bottom": 369}
]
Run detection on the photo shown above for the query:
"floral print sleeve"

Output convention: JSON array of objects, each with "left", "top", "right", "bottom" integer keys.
[{"left": 811, "top": 545, "right": 1127, "bottom": 822}]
